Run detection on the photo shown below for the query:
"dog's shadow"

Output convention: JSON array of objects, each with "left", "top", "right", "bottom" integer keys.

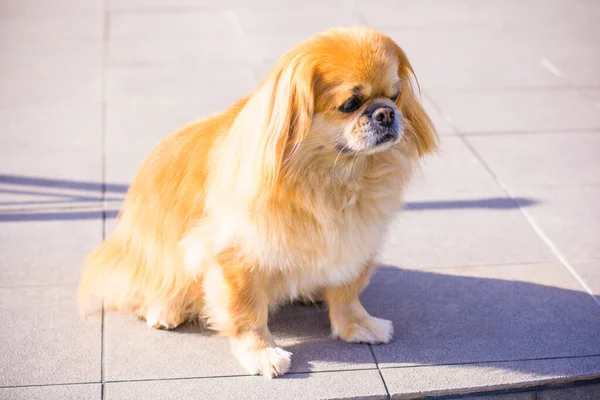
[{"left": 170, "top": 265, "right": 600, "bottom": 378}]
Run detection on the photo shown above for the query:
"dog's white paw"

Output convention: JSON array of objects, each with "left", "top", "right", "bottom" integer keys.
[
  {"left": 334, "top": 316, "right": 394, "bottom": 344},
  {"left": 145, "top": 307, "right": 183, "bottom": 330},
  {"left": 235, "top": 346, "right": 292, "bottom": 379}
]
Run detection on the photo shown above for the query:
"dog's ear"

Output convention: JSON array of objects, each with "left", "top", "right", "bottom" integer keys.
[
  {"left": 395, "top": 47, "right": 439, "bottom": 157},
  {"left": 217, "top": 53, "right": 315, "bottom": 204}
]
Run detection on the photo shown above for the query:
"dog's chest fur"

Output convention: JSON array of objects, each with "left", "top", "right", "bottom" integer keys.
[
  {"left": 184, "top": 149, "right": 413, "bottom": 303},
  {"left": 245, "top": 153, "right": 412, "bottom": 298}
]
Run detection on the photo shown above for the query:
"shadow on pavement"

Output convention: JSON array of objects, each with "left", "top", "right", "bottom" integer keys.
[{"left": 0, "top": 174, "right": 540, "bottom": 222}]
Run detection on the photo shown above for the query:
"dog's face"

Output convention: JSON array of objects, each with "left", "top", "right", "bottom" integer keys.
[{"left": 310, "top": 47, "right": 404, "bottom": 156}]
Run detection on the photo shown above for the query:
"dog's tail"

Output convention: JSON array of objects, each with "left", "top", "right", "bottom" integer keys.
[{"left": 77, "top": 228, "right": 144, "bottom": 317}]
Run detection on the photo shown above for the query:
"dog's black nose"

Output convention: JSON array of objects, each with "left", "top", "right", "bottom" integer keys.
[{"left": 372, "top": 106, "right": 394, "bottom": 127}]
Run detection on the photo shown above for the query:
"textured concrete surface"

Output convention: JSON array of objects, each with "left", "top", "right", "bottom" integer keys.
[{"left": 1, "top": 0, "right": 599, "bottom": 398}]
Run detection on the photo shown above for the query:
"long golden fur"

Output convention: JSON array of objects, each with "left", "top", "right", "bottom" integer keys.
[{"left": 78, "top": 27, "right": 438, "bottom": 378}]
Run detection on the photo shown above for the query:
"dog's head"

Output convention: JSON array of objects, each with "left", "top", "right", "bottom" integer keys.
[{"left": 220, "top": 27, "right": 438, "bottom": 202}]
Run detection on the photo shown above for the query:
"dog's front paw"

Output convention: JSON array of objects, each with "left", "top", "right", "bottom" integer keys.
[
  {"left": 145, "top": 307, "right": 185, "bottom": 330},
  {"left": 234, "top": 345, "right": 292, "bottom": 379},
  {"left": 334, "top": 316, "right": 393, "bottom": 344}
]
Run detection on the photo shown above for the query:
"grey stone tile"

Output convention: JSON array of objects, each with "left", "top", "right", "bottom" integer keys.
[
  {"left": 0, "top": 286, "right": 101, "bottom": 386},
  {"left": 0, "top": 66, "right": 102, "bottom": 110},
  {"left": 108, "top": 0, "right": 349, "bottom": 10},
  {"left": 572, "top": 260, "right": 600, "bottom": 297},
  {"left": 106, "top": 65, "right": 255, "bottom": 108},
  {"left": 494, "top": 20, "right": 598, "bottom": 60},
  {"left": 467, "top": 133, "right": 600, "bottom": 190},
  {"left": 538, "top": 382, "right": 600, "bottom": 400},
  {"left": 108, "top": 0, "right": 214, "bottom": 9},
  {"left": 466, "top": 0, "right": 599, "bottom": 29},
  {"left": 381, "top": 356, "right": 600, "bottom": 399},
  {"left": 462, "top": 392, "right": 534, "bottom": 400},
  {"left": 233, "top": 6, "right": 361, "bottom": 36},
  {"left": 104, "top": 313, "right": 245, "bottom": 381},
  {"left": 409, "top": 54, "right": 565, "bottom": 91},
  {"left": 405, "top": 136, "right": 502, "bottom": 201},
  {"left": 379, "top": 202, "right": 554, "bottom": 269},
  {"left": 0, "top": 147, "right": 102, "bottom": 193},
  {"left": 242, "top": 32, "right": 315, "bottom": 64},
  {"left": 0, "top": 13, "right": 103, "bottom": 39},
  {"left": 0, "top": 107, "right": 102, "bottom": 152},
  {"left": 355, "top": 0, "right": 488, "bottom": 29},
  {"left": 581, "top": 89, "right": 600, "bottom": 104},
  {"left": 108, "top": 36, "right": 248, "bottom": 67},
  {"left": 545, "top": 54, "right": 600, "bottom": 87},
  {"left": 0, "top": 106, "right": 103, "bottom": 207},
  {"left": 385, "top": 26, "right": 518, "bottom": 68},
  {"left": 428, "top": 90, "right": 600, "bottom": 133},
  {"left": 0, "top": 384, "right": 101, "bottom": 400},
  {"left": 104, "top": 302, "right": 375, "bottom": 381},
  {"left": 0, "top": 219, "right": 101, "bottom": 286},
  {"left": 105, "top": 370, "right": 387, "bottom": 400},
  {"left": 1, "top": 0, "right": 103, "bottom": 14},
  {"left": 0, "top": 38, "right": 103, "bottom": 68},
  {"left": 105, "top": 102, "right": 230, "bottom": 184},
  {"left": 510, "top": 186, "right": 600, "bottom": 261},
  {"left": 109, "top": 10, "right": 235, "bottom": 39},
  {"left": 420, "top": 94, "right": 455, "bottom": 135},
  {"left": 364, "top": 264, "right": 600, "bottom": 368}
]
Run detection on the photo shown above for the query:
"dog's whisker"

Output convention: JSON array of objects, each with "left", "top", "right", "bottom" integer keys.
[{"left": 331, "top": 143, "right": 349, "bottom": 177}]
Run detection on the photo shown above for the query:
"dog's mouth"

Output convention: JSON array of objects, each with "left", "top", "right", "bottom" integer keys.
[
  {"left": 374, "top": 131, "right": 399, "bottom": 146},
  {"left": 336, "top": 128, "right": 401, "bottom": 155}
]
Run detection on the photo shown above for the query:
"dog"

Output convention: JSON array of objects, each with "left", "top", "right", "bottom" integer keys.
[{"left": 79, "top": 26, "right": 438, "bottom": 378}]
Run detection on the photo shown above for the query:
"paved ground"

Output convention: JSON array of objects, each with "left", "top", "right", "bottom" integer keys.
[{"left": 1, "top": 0, "right": 600, "bottom": 399}]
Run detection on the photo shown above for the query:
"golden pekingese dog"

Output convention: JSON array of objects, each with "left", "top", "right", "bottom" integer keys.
[{"left": 79, "top": 26, "right": 438, "bottom": 378}]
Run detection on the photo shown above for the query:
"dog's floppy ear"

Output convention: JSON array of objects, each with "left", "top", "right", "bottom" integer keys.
[
  {"left": 395, "top": 47, "right": 439, "bottom": 157},
  {"left": 215, "top": 52, "right": 315, "bottom": 205}
]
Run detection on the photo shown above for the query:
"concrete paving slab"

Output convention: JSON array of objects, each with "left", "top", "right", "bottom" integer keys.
[
  {"left": 0, "top": 384, "right": 101, "bottom": 400},
  {"left": 109, "top": 10, "right": 236, "bottom": 39},
  {"left": 537, "top": 382, "right": 600, "bottom": 400},
  {"left": 381, "top": 355, "right": 600, "bottom": 399},
  {"left": 0, "top": 66, "right": 102, "bottom": 110},
  {"left": 0, "top": 286, "right": 101, "bottom": 386},
  {"left": 405, "top": 136, "right": 502, "bottom": 200},
  {"left": 0, "top": 219, "right": 101, "bottom": 286},
  {"left": 467, "top": 133, "right": 600, "bottom": 190},
  {"left": 363, "top": 265, "right": 600, "bottom": 368},
  {"left": 512, "top": 186, "right": 600, "bottom": 261},
  {"left": 0, "top": 38, "right": 103, "bottom": 68},
  {"left": 571, "top": 260, "right": 600, "bottom": 297},
  {"left": 379, "top": 204, "right": 555, "bottom": 269},
  {"left": 106, "top": 65, "right": 255, "bottom": 108},
  {"left": 108, "top": 36, "right": 248, "bottom": 67},
  {"left": 233, "top": 6, "right": 361, "bottom": 36},
  {"left": 105, "top": 370, "right": 388, "bottom": 400},
  {"left": 355, "top": 0, "right": 487, "bottom": 29},
  {"left": 0, "top": 12, "right": 103, "bottom": 39},
  {"left": 428, "top": 90, "right": 600, "bottom": 133},
  {"left": 104, "top": 302, "right": 376, "bottom": 381}
]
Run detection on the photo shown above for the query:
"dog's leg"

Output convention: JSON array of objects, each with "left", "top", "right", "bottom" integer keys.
[
  {"left": 326, "top": 261, "right": 393, "bottom": 344},
  {"left": 202, "top": 259, "right": 291, "bottom": 378}
]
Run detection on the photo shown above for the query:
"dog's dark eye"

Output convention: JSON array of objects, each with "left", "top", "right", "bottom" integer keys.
[
  {"left": 390, "top": 92, "right": 399, "bottom": 102},
  {"left": 339, "top": 96, "right": 360, "bottom": 113}
]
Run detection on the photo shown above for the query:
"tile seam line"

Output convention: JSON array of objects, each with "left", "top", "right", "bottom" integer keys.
[
  {"left": 422, "top": 93, "right": 600, "bottom": 307},
  {"left": 458, "top": 136, "right": 600, "bottom": 308},
  {"left": 100, "top": 1, "right": 109, "bottom": 399},
  {"left": 103, "top": 367, "right": 380, "bottom": 384},
  {"left": 4, "top": 356, "right": 600, "bottom": 389},
  {"left": 376, "top": 353, "right": 600, "bottom": 370},
  {"left": 369, "top": 344, "right": 392, "bottom": 399}
]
